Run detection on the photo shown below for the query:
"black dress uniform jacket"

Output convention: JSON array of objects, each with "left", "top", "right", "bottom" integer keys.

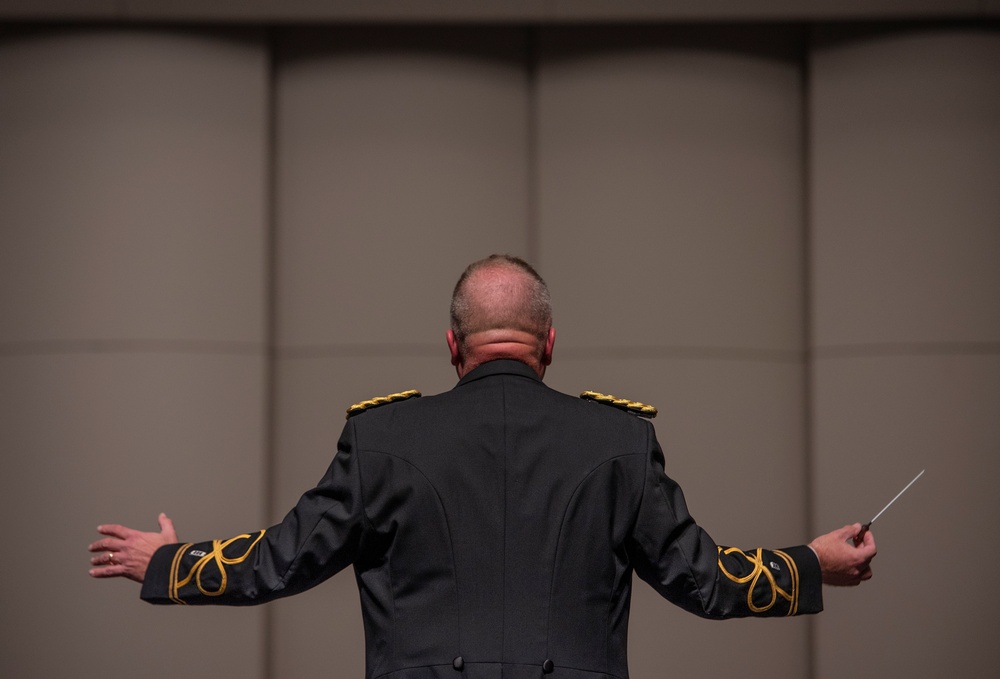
[{"left": 142, "top": 359, "right": 823, "bottom": 679}]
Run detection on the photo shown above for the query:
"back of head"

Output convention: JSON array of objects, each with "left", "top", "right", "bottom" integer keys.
[{"left": 450, "top": 255, "right": 552, "bottom": 356}]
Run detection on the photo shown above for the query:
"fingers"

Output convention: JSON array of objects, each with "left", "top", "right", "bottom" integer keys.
[
  {"left": 846, "top": 566, "right": 873, "bottom": 586},
  {"left": 88, "top": 542, "right": 140, "bottom": 581},
  {"left": 850, "top": 523, "right": 869, "bottom": 547},
  {"left": 89, "top": 551, "right": 116, "bottom": 566},
  {"left": 158, "top": 513, "right": 178, "bottom": 542},
  {"left": 842, "top": 565, "right": 873, "bottom": 586},
  {"left": 836, "top": 523, "right": 865, "bottom": 547},
  {"left": 89, "top": 523, "right": 130, "bottom": 554},
  {"left": 839, "top": 523, "right": 877, "bottom": 557},
  {"left": 811, "top": 523, "right": 879, "bottom": 586},
  {"left": 88, "top": 538, "right": 122, "bottom": 554},
  {"left": 838, "top": 523, "right": 862, "bottom": 540},
  {"left": 89, "top": 564, "right": 129, "bottom": 578},
  {"left": 855, "top": 528, "right": 877, "bottom": 559},
  {"left": 96, "top": 523, "right": 134, "bottom": 540},
  {"left": 89, "top": 515, "right": 172, "bottom": 584},
  {"left": 88, "top": 548, "right": 125, "bottom": 578}
]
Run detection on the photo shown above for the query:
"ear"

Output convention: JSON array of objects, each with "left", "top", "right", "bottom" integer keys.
[
  {"left": 541, "top": 327, "right": 556, "bottom": 366},
  {"left": 446, "top": 329, "right": 461, "bottom": 367}
]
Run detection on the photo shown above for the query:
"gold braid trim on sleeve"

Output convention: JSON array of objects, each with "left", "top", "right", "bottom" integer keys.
[
  {"left": 717, "top": 546, "right": 800, "bottom": 616},
  {"left": 168, "top": 543, "right": 191, "bottom": 605},
  {"left": 168, "top": 530, "right": 267, "bottom": 604}
]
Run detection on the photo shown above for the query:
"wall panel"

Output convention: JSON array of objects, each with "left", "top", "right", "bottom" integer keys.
[
  {"left": 0, "top": 30, "right": 269, "bottom": 679},
  {"left": 537, "top": 26, "right": 810, "bottom": 679},
  {"left": 811, "top": 28, "right": 1000, "bottom": 348},
  {"left": 810, "top": 27, "right": 1000, "bottom": 679},
  {"left": 0, "top": 30, "right": 268, "bottom": 345},
  {"left": 274, "top": 27, "right": 531, "bottom": 350}
]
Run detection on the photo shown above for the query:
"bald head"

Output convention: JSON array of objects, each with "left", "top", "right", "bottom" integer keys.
[{"left": 448, "top": 255, "right": 554, "bottom": 377}]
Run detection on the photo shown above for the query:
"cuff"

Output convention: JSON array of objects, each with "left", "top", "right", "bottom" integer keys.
[
  {"left": 140, "top": 543, "right": 186, "bottom": 605},
  {"left": 781, "top": 544, "right": 824, "bottom": 614}
]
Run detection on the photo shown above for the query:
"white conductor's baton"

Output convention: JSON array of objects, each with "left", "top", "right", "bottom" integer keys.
[{"left": 853, "top": 469, "right": 925, "bottom": 547}]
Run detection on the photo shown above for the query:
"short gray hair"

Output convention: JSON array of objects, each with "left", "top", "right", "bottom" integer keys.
[{"left": 450, "top": 255, "right": 552, "bottom": 345}]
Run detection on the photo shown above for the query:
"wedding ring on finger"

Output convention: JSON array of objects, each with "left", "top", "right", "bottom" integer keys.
[{"left": 107, "top": 552, "right": 115, "bottom": 565}]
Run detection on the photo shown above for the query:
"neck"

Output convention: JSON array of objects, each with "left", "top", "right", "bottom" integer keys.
[{"left": 456, "top": 329, "right": 546, "bottom": 379}]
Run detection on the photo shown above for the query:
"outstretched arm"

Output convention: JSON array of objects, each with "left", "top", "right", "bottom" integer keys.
[
  {"left": 809, "top": 523, "right": 877, "bottom": 586},
  {"left": 88, "top": 513, "right": 178, "bottom": 583},
  {"left": 89, "top": 422, "right": 367, "bottom": 606}
]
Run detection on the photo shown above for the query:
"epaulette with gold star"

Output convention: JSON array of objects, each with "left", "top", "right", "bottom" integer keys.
[
  {"left": 580, "top": 390, "right": 658, "bottom": 418},
  {"left": 346, "top": 389, "right": 421, "bottom": 419}
]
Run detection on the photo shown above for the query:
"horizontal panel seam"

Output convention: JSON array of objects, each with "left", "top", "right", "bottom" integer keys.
[
  {"left": 559, "top": 346, "right": 805, "bottom": 364},
  {"left": 8, "top": 341, "right": 994, "bottom": 360},
  {"left": 277, "top": 343, "right": 442, "bottom": 359},
  {"left": 813, "top": 342, "right": 1000, "bottom": 359},
  {"left": 0, "top": 339, "right": 265, "bottom": 357}
]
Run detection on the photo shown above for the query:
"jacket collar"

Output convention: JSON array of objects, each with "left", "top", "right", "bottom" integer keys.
[{"left": 455, "top": 359, "right": 542, "bottom": 388}]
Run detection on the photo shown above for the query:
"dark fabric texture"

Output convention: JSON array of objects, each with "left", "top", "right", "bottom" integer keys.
[{"left": 142, "top": 359, "right": 822, "bottom": 679}]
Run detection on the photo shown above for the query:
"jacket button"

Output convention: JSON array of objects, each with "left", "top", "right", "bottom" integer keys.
[
  {"left": 542, "top": 659, "right": 555, "bottom": 673},
  {"left": 452, "top": 656, "right": 464, "bottom": 671}
]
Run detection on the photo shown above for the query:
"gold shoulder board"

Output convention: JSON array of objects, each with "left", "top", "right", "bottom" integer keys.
[
  {"left": 580, "top": 390, "right": 657, "bottom": 418},
  {"left": 346, "top": 389, "right": 421, "bottom": 419}
]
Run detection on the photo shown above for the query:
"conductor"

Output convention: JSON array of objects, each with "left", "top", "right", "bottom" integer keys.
[{"left": 90, "top": 254, "right": 876, "bottom": 679}]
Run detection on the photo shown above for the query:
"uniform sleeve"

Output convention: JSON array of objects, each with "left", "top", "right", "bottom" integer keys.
[
  {"left": 141, "top": 422, "right": 366, "bottom": 605},
  {"left": 627, "top": 424, "right": 823, "bottom": 618}
]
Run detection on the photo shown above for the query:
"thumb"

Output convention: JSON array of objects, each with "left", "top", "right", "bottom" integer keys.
[
  {"left": 838, "top": 523, "right": 863, "bottom": 540},
  {"left": 158, "top": 513, "right": 178, "bottom": 543}
]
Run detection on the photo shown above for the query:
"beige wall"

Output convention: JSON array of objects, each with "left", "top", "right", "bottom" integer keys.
[
  {"left": 0, "top": 21, "right": 997, "bottom": 679},
  {"left": 0, "top": 29, "right": 270, "bottom": 678},
  {"left": 809, "top": 26, "right": 1000, "bottom": 679}
]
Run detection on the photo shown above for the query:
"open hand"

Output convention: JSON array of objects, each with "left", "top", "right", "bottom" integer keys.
[{"left": 88, "top": 513, "right": 177, "bottom": 583}]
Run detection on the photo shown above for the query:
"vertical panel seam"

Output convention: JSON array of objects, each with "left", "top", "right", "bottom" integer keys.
[
  {"left": 526, "top": 26, "right": 540, "bottom": 266},
  {"left": 262, "top": 24, "right": 280, "bottom": 679},
  {"left": 801, "top": 22, "right": 817, "bottom": 679}
]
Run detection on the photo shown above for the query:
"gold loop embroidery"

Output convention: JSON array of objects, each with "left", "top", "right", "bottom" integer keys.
[
  {"left": 169, "top": 530, "right": 266, "bottom": 603},
  {"left": 717, "top": 547, "right": 799, "bottom": 615}
]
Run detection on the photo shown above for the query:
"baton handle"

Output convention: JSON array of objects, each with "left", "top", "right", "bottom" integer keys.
[{"left": 852, "top": 523, "right": 871, "bottom": 547}]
